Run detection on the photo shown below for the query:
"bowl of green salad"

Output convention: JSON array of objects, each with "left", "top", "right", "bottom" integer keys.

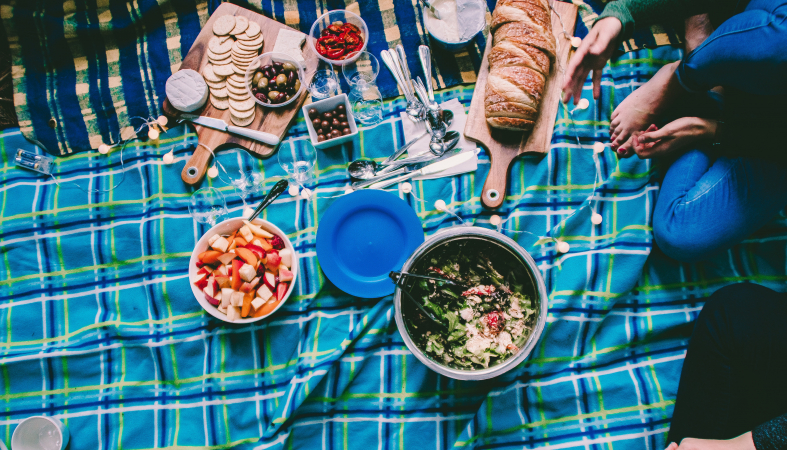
[{"left": 393, "top": 226, "right": 548, "bottom": 380}]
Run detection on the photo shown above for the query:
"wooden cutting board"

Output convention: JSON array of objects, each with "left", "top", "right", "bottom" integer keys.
[
  {"left": 464, "top": 1, "right": 577, "bottom": 209},
  {"left": 162, "top": 3, "right": 319, "bottom": 186}
]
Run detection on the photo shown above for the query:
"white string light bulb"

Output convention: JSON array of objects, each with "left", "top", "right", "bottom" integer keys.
[
  {"left": 571, "top": 37, "right": 582, "bottom": 48},
  {"left": 148, "top": 128, "right": 160, "bottom": 141},
  {"left": 162, "top": 150, "right": 174, "bottom": 164},
  {"left": 434, "top": 199, "right": 447, "bottom": 211},
  {"left": 207, "top": 165, "right": 219, "bottom": 178},
  {"left": 157, "top": 116, "right": 168, "bottom": 127},
  {"left": 288, "top": 185, "right": 300, "bottom": 197},
  {"left": 490, "top": 215, "right": 502, "bottom": 226},
  {"left": 556, "top": 240, "right": 570, "bottom": 253},
  {"left": 591, "top": 213, "right": 602, "bottom": 225},
  {"left": 576, "top": 98, "right": 589, "bottom": 110},
  {"left": 98, "top": 144, "right": 110, "bottom": 155},
  {"left": 300, "top": 187, "right": 313, "bottom": 200},
  {"left": 593, "top": 142, "right": 605, "bottom": 154},
  {"left": 399, "top": 182, "right": 412, "bottom": 194}
]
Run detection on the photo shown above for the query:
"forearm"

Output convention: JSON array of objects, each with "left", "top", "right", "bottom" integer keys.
[{"left": 595, "top": 0, "right": 722, "bottom": 41}]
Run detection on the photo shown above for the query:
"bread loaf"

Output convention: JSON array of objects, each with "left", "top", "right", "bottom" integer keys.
[{"left": 485, "top": 0, "right": 555, "bottom": 131}]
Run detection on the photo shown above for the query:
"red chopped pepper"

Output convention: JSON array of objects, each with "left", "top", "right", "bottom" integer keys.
[{"left": 316, "top": 21, "right": 365, "bottom": 60}]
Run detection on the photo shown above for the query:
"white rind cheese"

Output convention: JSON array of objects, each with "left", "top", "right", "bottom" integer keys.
[
  {"left": 272, "top": 29, "right": 305, "bottom": 62},
  {"left": 166, "top": 69, "right": 209, "bottom": 112}
]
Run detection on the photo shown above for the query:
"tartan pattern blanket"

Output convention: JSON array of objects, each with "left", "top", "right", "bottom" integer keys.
[
  {"left": 5, "top": 46, "right": 787, "bottom": 450},
  {"left": 0, "top": 0, "right": 682, "bottom": 157}
]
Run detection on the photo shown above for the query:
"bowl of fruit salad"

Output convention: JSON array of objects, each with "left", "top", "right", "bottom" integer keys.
[{"left": 189, "top": 217, "right": 297, "bottom": 323}]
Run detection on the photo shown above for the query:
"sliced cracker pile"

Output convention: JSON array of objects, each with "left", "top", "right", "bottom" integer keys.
[{"left": 202, "top": 15, "right": 263, "bottom": 127}]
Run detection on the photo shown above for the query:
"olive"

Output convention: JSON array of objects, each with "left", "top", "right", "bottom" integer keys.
[
  {"left": 252, "top": 72, "right": 262, "bottom": 85},
  {"left": 286, "top": 86, "right": 296, "bottom": 95},
  {"left": 276, "top": 73, "right": 288, "bottom": 88},
  {"left": 263, "top": 69, "right": 273, "bottom": 80},
  {"left": 256, "top": 77, "right": 269, "bottom": 90},
  {"left": 276, "top": 92, "right": 288, "bottom": 103},
  {"left": 308, "top": 108, "right": 319, "bottom": 119},
  {"left": 317, "top": 134, "right": 326, "bottom": 142},
  {"left": 342, "top": 127, "right": 351, "bottom": 135},
  {"left": 293, "top": 80, "right": 301, "bottom": 92},
  {"left": 287, "top": 71, "right": 296, "bottom": 86},
  {"left": 282, "top": 62, "right": 296, "bottom": 73},
  {"left": 267, "top": 90, "right": 280, "bottom": 101},
  {"left": 273, "top": 62, "right": 283, "bottom": 71},
  {"left": 261, "top": 64, "right": 272, "bottom": 72},
  {"left": 336, "top": 104, "right": 345, "bottom": 112},
  {"left": 255, "top": 93, "right": 267, "bottom": 102},
  {"left": 321, "top": 120, "right": 329, "bottom": 129}
]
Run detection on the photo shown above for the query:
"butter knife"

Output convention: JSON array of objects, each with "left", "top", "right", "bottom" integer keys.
[{"left": 182, "top": 115, "right": 279, "bottom": 146}]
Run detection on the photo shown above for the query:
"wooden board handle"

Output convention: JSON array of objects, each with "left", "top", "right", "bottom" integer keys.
[
  {"left": 481, "top": 149, "right": 519, "bottom": 209},
  {"left": 181, "top": 143, "right": 213, "bottom": 185}
]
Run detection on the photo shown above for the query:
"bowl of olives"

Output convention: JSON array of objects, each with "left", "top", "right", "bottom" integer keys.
[
  {"left": 301, "top": 93, "right": 358, "bottom": 150},
  {"left": 245, "top": 52, "right": 306, "bottom": 108}
]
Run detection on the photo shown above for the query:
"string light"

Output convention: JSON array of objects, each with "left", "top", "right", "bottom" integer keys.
[
  {"left": 98, "top": 144, "right": 110, "bottom": 154},
  {"left": 148, "top": 128, "right": 160, "bottom": 141},
  {"left": 288, "top": 185, "right": 300, "bottom": 197},
  {"left": 157, "top": 116, "right": 168, "bottom": 127},
  {"left": 591, "top": 213, "right": 602, "bottom": 225},
  {"left": 570, "top": 36, "right": 582, "bottom": 48},
  {"left": 399, "top": 182, "right": 412, "bottom": 194},
  {"left": 593, "top": 142, "right": 605, "bottom": 154},
  {"left": 434, "top": 199, "right": 447, "bottom": 211},
  {"left": 300, "top": 187, "right": 313, "bottom": 200},
  {"left": 162, "top": 150, "right": 174, "bottom": 164},
  {"left": 207, "top": 165, "right": 219, "bottom": 178},
  {"left": 556, "top": 240, "right": 570, "bottom": 253},
  {"left": 490, "top": 215, "right": 501, "bottom": 226}
]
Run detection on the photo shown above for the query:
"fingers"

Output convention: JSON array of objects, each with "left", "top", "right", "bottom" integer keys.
[
  {"left": 638, "top": 125, "right": 666, "bottom": 144},
  {"left": 562, "top": 47, "right": 588, "bottom": 104},
  {"left": 592, "top": 69, "right": 602, "bottom": 100},
  {"left": 665, "top": 443, "right": 679, "bottom": 450}
]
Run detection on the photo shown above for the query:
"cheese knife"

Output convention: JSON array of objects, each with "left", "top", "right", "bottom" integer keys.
[
  {"left": 182, "top": 115, "right": 280, "bottom": 146},
  {"left": 368, "top": 149, "right": 476, "bottom": 190}
]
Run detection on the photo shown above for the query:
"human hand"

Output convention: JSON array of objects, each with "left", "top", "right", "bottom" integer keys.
[
  {"left": 663, "top": 432, "right": 755, "bottom": 450},
  {"left": 617, "top": 117, "right": 717, "bottom": 159},
  {"left": 562, "top": 17, "right": 623, "bottom": 105}
]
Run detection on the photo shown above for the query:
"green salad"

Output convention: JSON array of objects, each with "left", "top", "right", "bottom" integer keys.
[{"left": 402, "top": 239, "right": 537, "bottom": 370}]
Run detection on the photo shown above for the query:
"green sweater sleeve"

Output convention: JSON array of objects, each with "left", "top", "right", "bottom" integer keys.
[{"left": 594, "top": 0, "right": 729, "bottom": 41}]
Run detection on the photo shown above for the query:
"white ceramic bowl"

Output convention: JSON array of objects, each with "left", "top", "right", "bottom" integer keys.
[
  {"left": 302, "top": 93, "right": 359, "bottom": 150},
  {"left": 308, "top": 10, "right": 369, "bottom": 67},
  {"left": 189, "top": 217, "right": 298, "bottom": 323},
  {"left": 245, "top": 52, "right": 307, "bottom": 109}
]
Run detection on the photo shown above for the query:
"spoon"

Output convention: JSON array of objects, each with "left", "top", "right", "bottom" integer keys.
[
  {"left": 247, "top": 179, "right": 289, "bottom": 221},
  {"left": 348, "top": 120, "right": 457, "bottom": 181}
]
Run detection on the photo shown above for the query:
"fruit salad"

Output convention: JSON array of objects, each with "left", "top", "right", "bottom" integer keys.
[{"left": 191, "top": 220, "right": 294, "bottom": 321}]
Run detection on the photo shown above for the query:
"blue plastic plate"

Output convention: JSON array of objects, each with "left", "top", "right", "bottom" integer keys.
[{"left": 316, "top": 190, "right": 425, "bottom": 298}]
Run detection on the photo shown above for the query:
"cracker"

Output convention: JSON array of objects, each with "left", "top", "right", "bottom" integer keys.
[
  {"left": 230, "top": 106, "right": 255, "bottom": 119},
  {"left": 236, "top": 35, "right": 263, "bottom": 47},
  {"left": 208, "top": 36, "right": 233, "bottom": 54},
  {"left": 231, "top": 64, "right": 247, "bottom": 75},
  {"left": 230, "top": 15, "right": 249, "bottom": 36},
  {"left": 228, "top": 93, "right": 251, "bottom": 102},
  {"left": 202, "top": 64, "right": 223, "bottom": 82},
  {"left": 210, "top": 95, "right": 229, "bottom": 110},
  {"left": 212, "top": 15, "right": 236, "bottom": 36},
  {"left": 210, "top": 56, "right": 232, "bottom": 66},
  {"left": 206, "top": 79, "right": 227, "bottom": 88},
  {"left": 230, "top": 110, "right": 255, "bottom": 127},
  {"left": 230, "top": 97, "right": 255, "bottom": 112},
  {"left": 227, "top": 77, "right": 247, "bottom": 88},
  {"left": 211, "top": 87, "right": 228, "bottom": 98},
  {"left": 244, "top": 21, "right": 260, "bottom": 38},
  {"left": 213, "top": 63, "right": 235, "bottom": 76},
  {"left": 227, "top": 85, "right": 248, "bottom": 95}
]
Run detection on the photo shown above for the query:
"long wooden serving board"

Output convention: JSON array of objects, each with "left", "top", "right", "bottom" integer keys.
[
  {"left": 162, "top": 3, "right": 319, "bottom": 186},
  {"left": 464, "top": 1, "right": 577, "bottom": 209}
]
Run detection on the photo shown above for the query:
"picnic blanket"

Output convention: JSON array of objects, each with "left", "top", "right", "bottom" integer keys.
[
  {"left": 0, "top": 0, "right": 684, "bottom": 157},
  {"left": 5, "top": 45, "right": 786, "bottom": 450}
]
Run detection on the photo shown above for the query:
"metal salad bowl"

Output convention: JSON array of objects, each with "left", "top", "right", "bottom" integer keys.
[{"left": 393, "top": 226, "right": 548, "bottom": 380}]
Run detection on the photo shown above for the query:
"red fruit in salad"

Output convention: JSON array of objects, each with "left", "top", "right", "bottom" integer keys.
[
  {"left": 270, "top": 235, "right": 285, "bottom": 250},
  {"left": 276, "top": 282, "right": 289, "bottom": 302},
  {"left": 484, "top": 311, "right": 506, "bottom": 335}
]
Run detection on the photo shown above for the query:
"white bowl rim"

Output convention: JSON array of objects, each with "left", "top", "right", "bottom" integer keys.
[
  {"left": 308, "top": 9, "right": 369, "bottom": 66},
  {"left": 188, "top": 217, "right": 298, "bottom": 324},
  {"left": 244, "top": 52, "right": 307, "bottom": 108}
]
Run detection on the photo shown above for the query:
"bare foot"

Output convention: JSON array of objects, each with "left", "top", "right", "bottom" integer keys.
[{"left": 610, "top": 61, "right": 682, "bottom": 152}]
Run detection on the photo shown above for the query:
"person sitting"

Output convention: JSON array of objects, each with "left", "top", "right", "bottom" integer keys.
[
  {"left": 562, "top": 0, "right": 787, "bottom": 263},
  {"left": 663, "top": 283, "right": 787, "bottom": 449}
]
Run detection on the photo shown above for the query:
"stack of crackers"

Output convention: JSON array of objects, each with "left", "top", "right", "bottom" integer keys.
[{"left": 201, "top": 15, "right": 264, "bottom": 127}]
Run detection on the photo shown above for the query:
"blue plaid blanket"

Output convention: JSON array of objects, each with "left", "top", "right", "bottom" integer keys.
[{"left": 4, "top": 46, "right": 787, "bottom": 450}]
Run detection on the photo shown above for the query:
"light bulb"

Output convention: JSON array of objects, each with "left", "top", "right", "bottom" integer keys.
[
  {"left": 300, "top": 187, "right": 313, "bottom": 200},
  {"left": 344, "top": 187, "right": 354, "bottom": 195},
  {"left": 571, "top": 37, "right": 582, "bottom": 48},
  {"left": 207, "top": 165, "right": 219, "bottom": 178},
  {"left": 434, "top": 199, "right": 447, "bottom": 211},
  {"left": 400, "top": 182, "right": 412, "bottom": 194},
  {"left": 98, "top": 144, "right": 110, "bottom": 154},
  {"left": 490, "top": 215, "right": 502, "bottom": 226},
  {"left": 148, "top": 128, "right": 160, "bottom": 140},
  {"left": 577, "top": 98, "right": 590, "bottom": 110},
  {"left": 593, "top": 142, "right": 605, "bottom": 154},
  {"left": 591, "top": 213, "right": 602, "bottom": 225},
  {"left": 557, "top": 241, "right": 570, "bottom": 253},
  {"left": 157, "top": 116, "right": 168, "bottom": 127},
  {"left": 288, "top": 185, "right": 300, "bottom": 197},
  {"left": 162, "top": 151, "right": 174, "bottom": 164}
]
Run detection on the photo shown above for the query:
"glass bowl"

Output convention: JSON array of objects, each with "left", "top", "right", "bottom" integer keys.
[
  {"left": 308, "top": 10, "right": 369, "bottom": 67},
  {"left": 244, "top": 52, "right": 306, "bottom": 109}
]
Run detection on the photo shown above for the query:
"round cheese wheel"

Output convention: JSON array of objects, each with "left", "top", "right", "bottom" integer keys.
[{"left": 166, "top": 69, "right": 208, "bottom": 112}]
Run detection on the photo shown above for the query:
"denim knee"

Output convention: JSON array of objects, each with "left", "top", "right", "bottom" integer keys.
[{"left": 653, "top": 210, "right": 716, "bottom": 263}]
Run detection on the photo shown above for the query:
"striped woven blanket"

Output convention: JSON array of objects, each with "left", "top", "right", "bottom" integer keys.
[{"left": 1, "top": 0, "right": 683, "bottom": 156}]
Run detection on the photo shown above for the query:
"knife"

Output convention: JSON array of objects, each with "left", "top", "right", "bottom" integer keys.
[
  {"left": 182, "top": 115, "right": 280, "bottom": 146},
  {"left": 352, "top": 148, "right": 464, "bottom": 190},
  {"left": 368, "top": 149, "right": 475, "bottom": 190}
]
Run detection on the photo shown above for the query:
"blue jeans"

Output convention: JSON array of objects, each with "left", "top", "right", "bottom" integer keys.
[{"left": 653, "top": 0, "right": 787, "bottom": 262}]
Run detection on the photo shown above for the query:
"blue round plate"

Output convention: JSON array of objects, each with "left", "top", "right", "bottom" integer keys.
[{"left": 316, "top": 190, "right": 425, "bottom": 298}]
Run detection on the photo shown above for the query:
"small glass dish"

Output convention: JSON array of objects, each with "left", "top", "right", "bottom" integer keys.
[
  {"left": 244, "top": 52, "right": 307, "bottom": 109},
  {"left": 308, "top": 10, "right": 369, "bottom": 67}
]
